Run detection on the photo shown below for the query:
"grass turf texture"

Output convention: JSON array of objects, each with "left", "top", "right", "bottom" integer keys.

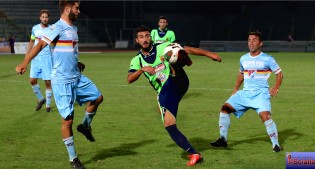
[{"left": 0, "top": 52, "right": 314, "bottom": 169}]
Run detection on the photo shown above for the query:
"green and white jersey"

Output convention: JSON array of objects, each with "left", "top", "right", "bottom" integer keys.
[
  {"left": 151, "top": 28, "right": 176, "bottom": 44},
  {"left": 128, "top": 42, "right": 171, "bottom": 92}
]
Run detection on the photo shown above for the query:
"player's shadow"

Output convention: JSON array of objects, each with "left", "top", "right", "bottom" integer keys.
[
  {"left": 0, "top": 73, "right": 18, "bottom": 79},
  {"left": 85, "top": 139, "right": 156, "bottom": 164},
  {"left": 218, "top": 128, "right": 303, "bottom": 148},
  {"left": 182, "top": 92, "right": 203, "bottom": 99}
]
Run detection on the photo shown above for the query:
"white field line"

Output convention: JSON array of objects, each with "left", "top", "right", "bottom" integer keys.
[{"left": 1, "top": 79, "right": 314, "bottom": 94}]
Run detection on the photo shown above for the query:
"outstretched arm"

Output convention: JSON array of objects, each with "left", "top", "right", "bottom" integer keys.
[
  {"left": 183, "top": 46, "right": 221, "bottom": 62},
  {"left": 270, "top": 71, "right": 283, "bottom": 97},
  {"left": 16, "top": 40, "right": 48, "bottom": 74}
]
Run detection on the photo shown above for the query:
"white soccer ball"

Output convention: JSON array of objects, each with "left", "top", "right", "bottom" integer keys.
[{"left": 163, "top": 43, "right": 183, "bottom": 64}]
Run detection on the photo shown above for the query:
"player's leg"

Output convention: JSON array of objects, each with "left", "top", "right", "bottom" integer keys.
[
  {"left": 42, "top": 57, "right": 53, "bottom": 112},
  {"left": 259, "top": 111, "right": 282, "bottom": 152},
  {"left": 44, "top": 80, "right": 52, "bottom": 112},
  {"left": 210, "top": 91, "right": 247, "bottom": 147},
  {"left": 30, "top": 60, "right": 45, "bottom": 111},
  {"left": 75, "top": 75, "right": 103, "bottom": 142},
  {"left": 52, "top": 82, "right": 82, "bottom": 167}
]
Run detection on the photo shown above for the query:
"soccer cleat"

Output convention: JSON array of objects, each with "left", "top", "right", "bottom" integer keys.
[
  {"left": 76, "top": 124, "right": 95, "bottom": 142},
  {"left": 36, "top": 99, "right": 46, "bottom": 111},
  {"left": 187, "top": 153, "right": 203, "bottom": 166},
  {"left": 46, "top": 107, "right": 51, "bottom": 112},
  {"left": 70, "top": 158, "right": 86, "bottom": 169},
  {"left": 210, "top": 137, "right": 228, "bottom": 147},
  {"left": 273, "top": 145, "right": 283, "bottom": 152}
]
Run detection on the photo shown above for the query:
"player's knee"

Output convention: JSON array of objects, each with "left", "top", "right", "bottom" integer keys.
[
  {"left": 259, "top": 112, "right": 271, "bottom": 122},
  {"left": 221, "top": 104, "right": 234, "bottom": 113},
  {"left": 96, "top": 95, "right": 103, "bottom": 104}
]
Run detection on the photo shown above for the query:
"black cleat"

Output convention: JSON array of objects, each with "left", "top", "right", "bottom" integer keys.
[
  {"left": 36, "top": 99, "right": 46, "bottom": 111},
  {"left": 46, "top": 107, "right": 51, "bottom": 112},
  {"left": 76, "top": 124, "right": 95, "bottom": 142},
  {"left": 70, "top": 158, "right": 86, "bottom": 169},
  {"left": 210, "top": 137, "right": 228, "bottom": 147},
  {"left": 273, "top": 145, "right": 283, "bottom": 152}
]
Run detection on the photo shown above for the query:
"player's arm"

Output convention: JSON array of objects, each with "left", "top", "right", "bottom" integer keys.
[
  {"left": 183, "top": 46, "right": 221, "bottom": 62},
  {"left": 270, "top": 71, "right": 283, "bottom": 97},
  {"left": 232, "top": 71, "right": 244, "bottom": 95},
  {"left": 170, "top": 31, "right": 176, "bottom": 43},
  {"left": 25, "top": 39, "right": 35, "bottom": 56},
  {"left": 15, "top": 40, "right": 48, "bottom": 74},
  {"left": 127, "top": 66, "right": 155, "bottom": 84}
]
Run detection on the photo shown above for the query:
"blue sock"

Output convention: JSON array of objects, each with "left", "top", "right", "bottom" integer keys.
[
  {"left": 32, "top": 84, "right": 44, "bottom": 101},
  {"left": 82, "top": 112, "right": 96, "bottom": 127},
  {"left": 264, "top": 119, "right": 279, "bottom": 147},
  {"left": 46, "top": 89, "right": 52, "bottom": 107},
  {"left": 63, "top": 136, "right": 77, "bottom": 161},
  {"left": 219, "top": 112, "right": 230, "bottom": 141},
  {"left": 165, "top": 124, "right": 198, "bottom": 154}
]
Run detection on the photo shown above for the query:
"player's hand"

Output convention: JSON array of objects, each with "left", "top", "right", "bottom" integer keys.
[
  {"left": 78, "top": 62, "right": 85, "bottom": 72},
  {"left": 15, "top": 64, "right": 27, "bottom": 75},
  {"left": 269, "top": 87, "right": 279, "bottom": 97},
  {"left": 210, "top": 53, "right": 222, "bottom": 62},
  {"left": 141, "top": 66, "right": 155, "bottom": 75}
]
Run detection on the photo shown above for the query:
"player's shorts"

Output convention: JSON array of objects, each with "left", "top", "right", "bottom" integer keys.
[
  {"left": 52, "top": 75, "right": 102, "bottom": 119},
  {"left": 30, "top": 56, "right": 52, "bottom": 80},
  {"left": 226, "top": 88, "right": 271, "bottom": 118},
  {"left": 158, "top": 69, "right": 189, "bottom": 121}
]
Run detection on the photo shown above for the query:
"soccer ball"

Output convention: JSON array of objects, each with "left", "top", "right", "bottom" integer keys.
[{"left": 163, "top": 43, "right": 183, "bottom": 64}]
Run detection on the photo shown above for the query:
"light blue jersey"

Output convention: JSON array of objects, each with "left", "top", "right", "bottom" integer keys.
[
  {"left": 31, "top": 24, "right": 51, "bottom": 59},
  {"left": 29, "top": 24, "right": 52, "bottom": 80},
  {"left": 240, "top": 52, "right": 281, "bottom": 91},
  {"left": 42, "top": 19, "right": 80, "bottom": 84}
]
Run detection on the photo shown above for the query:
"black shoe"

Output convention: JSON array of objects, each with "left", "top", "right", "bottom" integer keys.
[
  {"left": 210, "top": 137, "right": 228, "bottom": 147},
  {"left": 70, "top": 158, "right": 86, "bottom": 169},
  {"left": 46, "top": 107, "right": 51, "bottom": 112},
  {"left": 273, "top": 145, "right": 283, "bottom": 152},
  {"left": 36, "top": 99, "right": 46, "bottom": 111},
  {"left": 76, "top": 124, "right": 95, "bottom": 142}
]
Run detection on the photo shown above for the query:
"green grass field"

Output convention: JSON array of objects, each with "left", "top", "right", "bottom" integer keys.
[{"left": 0, "top": 52, "right": 314, "bottom": 169}]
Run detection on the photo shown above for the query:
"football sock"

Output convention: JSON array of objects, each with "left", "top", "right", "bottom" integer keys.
[
  {"left": 264, "top": 119, "right": 279, "bottom": 147},
  {"left": 32, "top": 84, "right": 44, "bottom": 101},
  {"left": 165, "top": 124, "right": 198, "bottom": 154},
  {"left": 219, "top": 112, "right": 230, "bottom": 141},
  {"left": 46, "top": 89, "right": 52, "bottom": 108},
  {"left": 82, "top": 112, "right": 95, "bottom": 127},
  {"left": 63, "top": 136, "right": 77, "bottom": 161}
]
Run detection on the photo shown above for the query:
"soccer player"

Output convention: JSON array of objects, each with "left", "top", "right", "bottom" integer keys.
[
  {"left": 150, "top": 16, "right": 176, "bottom": 44},
  {"left": 16, "top": 1, "right": 103, "bottom": 168},
  {"left": 210, "top": 30, "right": 284, "bottom": 152},
  {"left": 128, "top": 25, "right": 221, "bottom": 166},
  {"left": 25, "top": 9, "right": 53, "bottom": 112}
]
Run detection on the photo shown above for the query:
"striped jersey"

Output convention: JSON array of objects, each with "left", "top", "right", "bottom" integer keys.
[
  {"left": 240, "top": 52, "right": 281, "bottom": 90},
  {"left": 42, "top": 19, "right": 80, "bottom": 84},
  {"left": 31, "top": 24, "right": 51, "bottom": 60}
]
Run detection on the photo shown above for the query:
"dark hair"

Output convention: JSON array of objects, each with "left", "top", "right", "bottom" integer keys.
[
  {"left": 159, "top": 16, "right": 167, "bottom": 21},
  {"left": 248, "top": 30, "right": 263, "bottom": 41},
  {"left": 135, "top": 25, "right": 151, "bottom": 37},
  {"left": 39, "top": 9, "right": 50, "bottom": 17},
  {"left": 59, "top": 0, "right": 79, "bottom": 14}
]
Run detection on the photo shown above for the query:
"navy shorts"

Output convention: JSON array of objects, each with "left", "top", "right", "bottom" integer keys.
[{"left": 158, "top": 69, "right": 189, "bottom": 118}]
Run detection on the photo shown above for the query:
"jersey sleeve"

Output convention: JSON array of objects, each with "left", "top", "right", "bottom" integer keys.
[
  {"left": 128, "top": 56, "right": 141, "bottom": 73},
  {"left": 150, "top": 29, "right": 156, "bottom": 42},
  {"left": 268, "top": 56, "right": 281, "bottom": 74},
  {"left": 42, "top": 23, "right": 63, "bottom": 45},
  {"left": 170, "top": 31, "right": 176, "bottom": 43}
]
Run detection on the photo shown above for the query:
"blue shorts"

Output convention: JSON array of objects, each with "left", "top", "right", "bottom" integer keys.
[
  {"left": 226, "top": 88, "right": 271, "bottom": 118},
  {"left": 52, "top": 75, "right": 102, "bottom": 119},
  {"left": 158, "top": 69, "right": 189, "bottom": 120},
  {"left": 30, "top": 57, "right": 52, "bottom": 80}
]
